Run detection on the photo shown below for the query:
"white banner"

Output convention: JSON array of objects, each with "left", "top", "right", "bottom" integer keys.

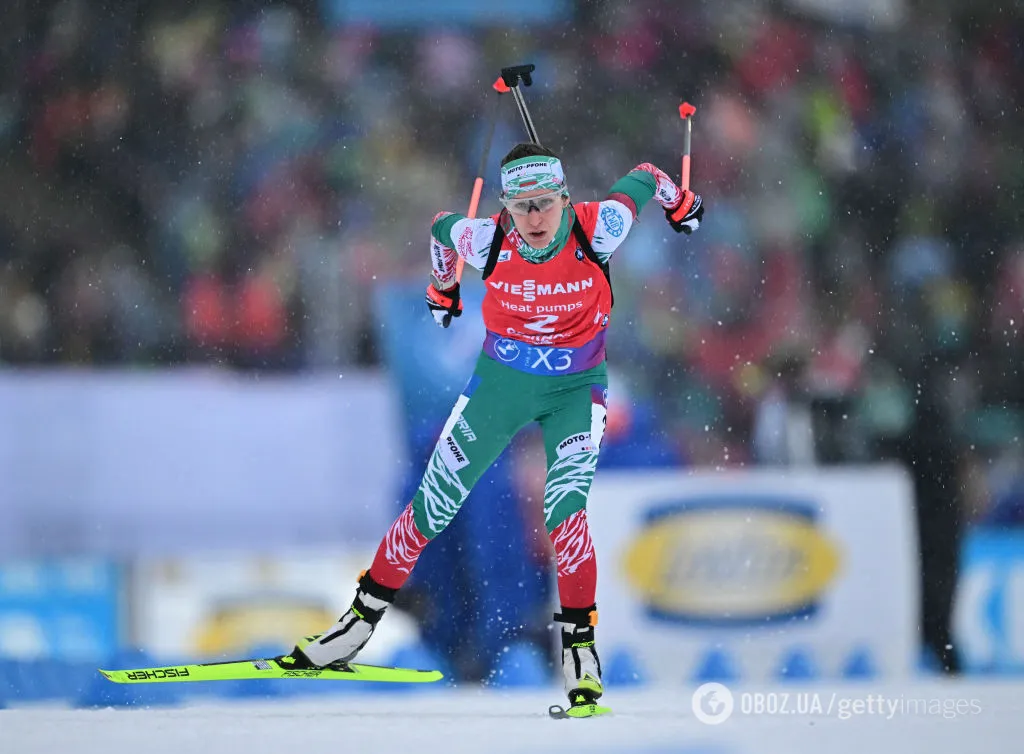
[
  {"left": 129, "top": 548, "right": 418, "bottom": 664},
  {"left": 587, "top": 466, "right": 919, "bottom": 683},
  {"left": 0, "top": 369, "right": 404, "bottom": 556}
]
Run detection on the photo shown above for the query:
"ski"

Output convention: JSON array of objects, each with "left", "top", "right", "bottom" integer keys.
[
  {"left": 99, "top": 655, "right": 443, "bottom": 685},
  {"left": 548, "top": 702, "right": 613, "bottom": 719}
]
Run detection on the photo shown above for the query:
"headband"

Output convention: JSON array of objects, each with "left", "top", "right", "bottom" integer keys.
[{"left": 499, "top": 156, "right": 567, "bottom": 198}]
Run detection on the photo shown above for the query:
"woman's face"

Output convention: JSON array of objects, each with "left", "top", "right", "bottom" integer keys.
[{"left": 505, "top": 189, "right": 570, "bottom": 249}]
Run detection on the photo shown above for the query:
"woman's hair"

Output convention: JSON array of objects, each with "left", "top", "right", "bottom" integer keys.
[{"left": 500, "top": 143, "right": 560, "bottom": 166}]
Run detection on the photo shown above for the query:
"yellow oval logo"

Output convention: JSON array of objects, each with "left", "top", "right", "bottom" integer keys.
[
  {"left": 623, "top": 502, "right": 841, "bottom": 623},
  {"left": 193, "top": 600, "right": 334, "bottom": 655}
]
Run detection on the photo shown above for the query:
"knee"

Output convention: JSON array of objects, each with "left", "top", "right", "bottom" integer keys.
[
  {"left": 543, "top": 449, "right": 598, "bottom": 532},
  {"left": 548, "top": 509, "right": 596, "bottom": 566},
  {"left": 547, "top": 505, "right": 592, "bottom": 541},
  {"left": 411, "top": 484, "right": 467, "bottom": 539}
]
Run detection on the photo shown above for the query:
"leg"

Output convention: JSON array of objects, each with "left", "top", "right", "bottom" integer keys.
[
  {"left": 539, "top": 377, "right": 608, "bottom": 703},
  {"left": 542, "top": 382, "right": 607, "bottom": 606},
  {"left": 299, "top": 360, "right": 532, "bottom": 667},
  {"left": 371, "top": 367, "right": 533, "bottom": 587}
]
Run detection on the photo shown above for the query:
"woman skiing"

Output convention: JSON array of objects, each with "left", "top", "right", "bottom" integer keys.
[{"left": 288, "top": 142, "right": 704, "bottom": 716}]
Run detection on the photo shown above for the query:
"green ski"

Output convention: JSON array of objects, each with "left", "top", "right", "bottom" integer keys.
[
  {"left": 99, "top": 654, "right": 443, "bottom": 685},
  {"left": 549, "top": 688, "right": 612, "bottom": 719},
  {"left": 548, "top": 702, "right": 613, "bottom": 719}
]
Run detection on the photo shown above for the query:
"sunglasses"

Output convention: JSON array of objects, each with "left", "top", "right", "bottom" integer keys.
[{"left": 500, "top": 190, "right": 565, "bottom": 215}]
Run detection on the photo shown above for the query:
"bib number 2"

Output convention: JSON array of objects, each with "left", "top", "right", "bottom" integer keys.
[
  {"left": 523, "top": 314, "right": 560, "bottom": 333},
  {"left": 521, "top": 314, "right": 573, "bottom": 372}
]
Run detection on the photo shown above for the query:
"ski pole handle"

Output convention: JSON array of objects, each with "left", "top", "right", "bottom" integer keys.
[
  {"left": 679, "top": 102, "right": 696, "bottom": 190},
  {"left": 501, "top": 63, "right": 539, "bottom": 145},
  {"left": 500, "top": 64, "right": 535, "bottom": 89}
]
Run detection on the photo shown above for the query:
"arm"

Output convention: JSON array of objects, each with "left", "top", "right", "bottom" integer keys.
[
  {"left": 625, "top": 163, "right": 704, "bottom": 235},
  {"left": 424, "top": 211, "right": 500, "bottom": 329},
  {"left": 589, "top": 163, "right": 704, "bottom": 262},
  {"left": 429, "top": 212, "right": 498, "bottom": 289},
  {"left": 612, "top": 162, "right": 699, "bottom": 217}
]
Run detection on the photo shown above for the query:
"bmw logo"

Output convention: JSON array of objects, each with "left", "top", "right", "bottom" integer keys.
[
  {"left": 494, "top": 339, "right": 521, "bottom": 362},
  {"left": 575, "top": 247, "right": 584, "bottom": 261},
  {"left": 601, "top": 314, "right": 609, "bottom": 327}
]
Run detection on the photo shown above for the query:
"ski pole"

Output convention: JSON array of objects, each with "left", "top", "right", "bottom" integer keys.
[
  {"left": 455, "top": 76, "right": 508, "bottom": 282},
  {"left": 501, "top": 64, "right": 539, "bottom": 144},
  {"left": 678, "top": 102, "right": 696, "bottom": 190}
]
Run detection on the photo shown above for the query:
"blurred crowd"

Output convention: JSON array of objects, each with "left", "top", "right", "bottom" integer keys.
[{"left": 1, "top": 0, "right": 1022, "bottom": 531}]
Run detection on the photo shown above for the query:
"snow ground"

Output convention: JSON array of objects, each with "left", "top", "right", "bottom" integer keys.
[{"left": 3, "top": 679, "right": 1021, "bottom": 754}]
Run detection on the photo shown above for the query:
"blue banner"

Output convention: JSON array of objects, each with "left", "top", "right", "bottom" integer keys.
[
  {"left": 954, "top": 528, "right": 1024, "bottom": 674},
  {"left": 322, "top": 0, "right": 569, "bottom": 28},
  {"left": 0, "top": 558, "right": 122, "bottom": 661}
]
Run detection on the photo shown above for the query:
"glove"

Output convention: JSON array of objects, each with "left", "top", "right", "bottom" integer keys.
[
  {"left": 665, "top": 190, "right": 704, "bottom": 234},
  {"left": 425, "top": 281, "right": 462, "bottom": 328}
]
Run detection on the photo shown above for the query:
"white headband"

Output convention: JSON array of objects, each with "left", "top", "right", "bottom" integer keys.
[{"left": 500, "top": 156, "right": 566, "bottom": 197}]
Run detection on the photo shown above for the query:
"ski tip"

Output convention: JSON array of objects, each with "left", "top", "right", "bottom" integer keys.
[
  {"left": 349, "top": 664, "right": 445, "bottom": 683},
  {"left": 98, "top": 669, "right": 122, "bottom": 683},
  {"left": 548, "top": 703, "right": 612, "bottom": 719},
  {"left": 407, "top": 669, "right": 445, "bottom": 683}
]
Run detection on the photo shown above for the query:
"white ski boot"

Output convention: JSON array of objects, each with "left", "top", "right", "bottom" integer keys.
[
  {"left": 554, "top": 605, "right": 605, "bottom": 707},
  {"left": 286, "top": 570, "right": 396, "bottom": 668}
]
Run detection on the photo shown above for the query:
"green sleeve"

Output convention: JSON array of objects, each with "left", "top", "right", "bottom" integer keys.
[
  {"left": 431, "top": 213, "right": 465, "bottom": 247},
  {"left": 607, "top": 171, "right": 657, "bottom": 213}
]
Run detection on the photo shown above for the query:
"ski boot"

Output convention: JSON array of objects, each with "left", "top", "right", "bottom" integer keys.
[
  {"left": 282, "top": 570, "right": 397, "bottom": 669},
  {"left": 548, "top": 605, "right": 612, "bottom": 719}
]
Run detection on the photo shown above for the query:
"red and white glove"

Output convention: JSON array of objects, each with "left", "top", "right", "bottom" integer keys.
[
  {"left": 634, "top": 163, "right": 705, "bottom": 235},
  {"left": 665, "top": 190, "right": 704, "bottom": 234},
  {"left": 425, "top": 280, "right": 462, "bottom": 328}
]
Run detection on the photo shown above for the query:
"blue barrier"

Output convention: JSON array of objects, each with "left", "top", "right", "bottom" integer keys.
[
  {"left": 842, "top": 646, "right": 877, "bottom": 679},
  {"left": 604, "top": 647, "right": 646, "bottom": 687},
  {"left": 0, "top": 559, "right": 123, "bottom": 665},
  {"left": 489, "top": 640, "right": 550, "bottom": 688},
  {"left": 953, "top": 527, "right": 1024, "bottom": 674},
  {"left": 388, "top": 641, "right": 452, "bottom": 687},
  {"left": 691, "top": 647, "right": 740, "bottom": 683},
  {"left": 776, "top": 647, "right": 818, "bottom": 681},
  {"left": 0, "top": 640, "right": 908, "bottom": 705},
  {"left": 918, "top": 645, "right": 944, "bottom": 675},
  {"left": 0, "top": 659, "right": 94, "bottom": 704},
  {"left": 0, "top": 660, "right": 32, "bottom": 703}
]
